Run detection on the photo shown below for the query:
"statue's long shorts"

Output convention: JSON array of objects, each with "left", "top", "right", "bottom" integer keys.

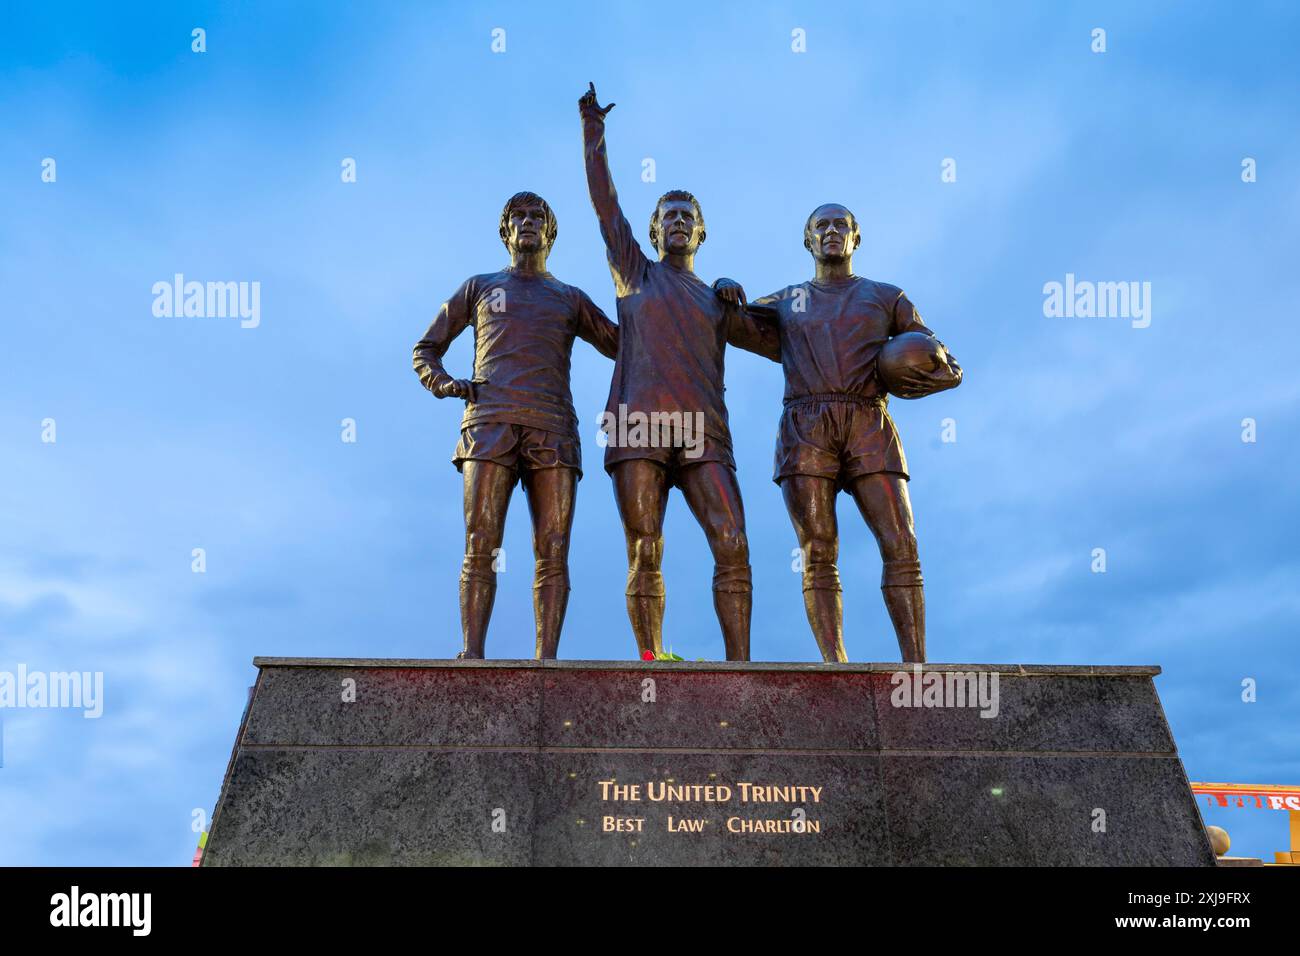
[
  {"left": 453, "top": 422, "right": 583, "bottom": 480},
  {"left": 602, "top": 421, "right": 735, "bottom": 488},
  {"left": 774, "top": 394, "right": 909, "bottom": 491}
]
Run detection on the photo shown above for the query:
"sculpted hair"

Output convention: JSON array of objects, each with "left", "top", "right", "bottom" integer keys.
[
  {"left": 649, "top": 189, "right": 705, "bottom": 252},
  {"left": 500, "top": 191, "right": 558, "bottom": 246}
]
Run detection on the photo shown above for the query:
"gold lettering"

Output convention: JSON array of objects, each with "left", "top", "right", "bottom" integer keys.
[
  {"left": 602, "top": 815, "right": 644, "bottom": 832},
  {"left": 668, "top": 816, "right": 708, "bottom": 833},
  {"left": 719, "top": 816, "right": 822, "bottom": 835},
  {"left": 598, "top": 780, "right": 642, "bottom": 801}
]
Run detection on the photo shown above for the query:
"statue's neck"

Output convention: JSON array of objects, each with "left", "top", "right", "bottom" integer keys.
[
  {"left": 660, "top": 250, "right": 695, "bottom": 274},
  {"left": 509, "top": 250, "right": 548, "bottom": 275},
  {"left": 814, "top": 258, "right": 854, "bottom": 283}
]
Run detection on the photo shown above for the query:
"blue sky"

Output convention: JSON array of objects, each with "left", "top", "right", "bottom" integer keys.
[{"left": 1, "top": 1, "right": 1297, "bottom": 865}]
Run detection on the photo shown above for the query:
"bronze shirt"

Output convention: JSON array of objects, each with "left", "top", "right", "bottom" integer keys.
[
  {"left": 412, "top": 268, "right": 617, "bottom": 439},
  {"left": 752, "top": 276, "right": 933, "bottom": 401}
]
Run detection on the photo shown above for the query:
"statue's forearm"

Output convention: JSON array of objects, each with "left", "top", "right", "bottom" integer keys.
[
  {"left": 729, "top": 301, "right": 782, "bottom": 363},
  {"left": 413, "top": 343, "right": 453, "bottom": 393},
  {"left": 413, "top": 310, "right": 463, "bottom": 394},
  {"left": 582, "top": 112, "right": 622, "bottom": 231}
]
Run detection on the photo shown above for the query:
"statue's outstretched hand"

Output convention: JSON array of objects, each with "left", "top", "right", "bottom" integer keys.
[{"left": 579, "top": 82, "right": 615, "bottom": 118}]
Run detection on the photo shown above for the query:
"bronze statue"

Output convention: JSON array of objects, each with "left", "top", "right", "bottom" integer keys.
[
  {"left": 716, "top": 203, "right": 961, "bottom": 663},
  {"left": 579, "top": 83, "right": 774, "bottom": 662},
  {"left": 413, "top": 192, "right": 618, "bottom": 659}
]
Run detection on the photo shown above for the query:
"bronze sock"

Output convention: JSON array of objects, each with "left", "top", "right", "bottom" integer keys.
[
  {"left": 882, "top": 585, "right": 926, "bottom": 663},
  {"left": 802, "top": 561, "right": 845, "bottom": 662},
  {"left": 458, "top": 552, "right": 497, "bottom": 659},
  {"left": 713, "top": 564, "right": 752, "bottom": 662},
  {"left": 626, "top": 570, "right": 665, "bottom": 658}
]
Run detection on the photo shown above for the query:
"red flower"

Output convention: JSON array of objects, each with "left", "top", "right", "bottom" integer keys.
[{"left": 641, "top": 650, "right": 655, "bottom": 661}]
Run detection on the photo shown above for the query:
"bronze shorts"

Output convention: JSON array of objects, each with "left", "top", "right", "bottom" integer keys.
[
  {"left": 453, "top": 422, "right": 582, "bottom": 478},
  {"left": 603, "top": 427, "right": 736, "bottom": 487},
  {"left": 774, "top": 395, "right": 908, "bottom": 489}
]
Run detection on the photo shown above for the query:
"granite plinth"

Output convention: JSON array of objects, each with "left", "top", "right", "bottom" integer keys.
[{"left": 202, "top": 659, "right": 1214, "bottom": 867}]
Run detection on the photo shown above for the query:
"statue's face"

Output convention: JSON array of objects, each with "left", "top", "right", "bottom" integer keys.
[
  {"left": 655, "top": 199, "right": 704, "bottom": 256},
  {"left": 805, "top": 204, "right": 859, "bottom": 262},
  {"left": 505, "top": 201, "right": 552, "bottom": 255}
]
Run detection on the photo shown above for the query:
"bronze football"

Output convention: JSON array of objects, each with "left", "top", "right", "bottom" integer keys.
[{"left": 877, "top": 331, "right": 947, "bottom": 396}]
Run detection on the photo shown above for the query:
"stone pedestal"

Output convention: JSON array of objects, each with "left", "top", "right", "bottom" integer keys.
[{"left": 202, "top": 659, "right": 1214, "bottom": 866}]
